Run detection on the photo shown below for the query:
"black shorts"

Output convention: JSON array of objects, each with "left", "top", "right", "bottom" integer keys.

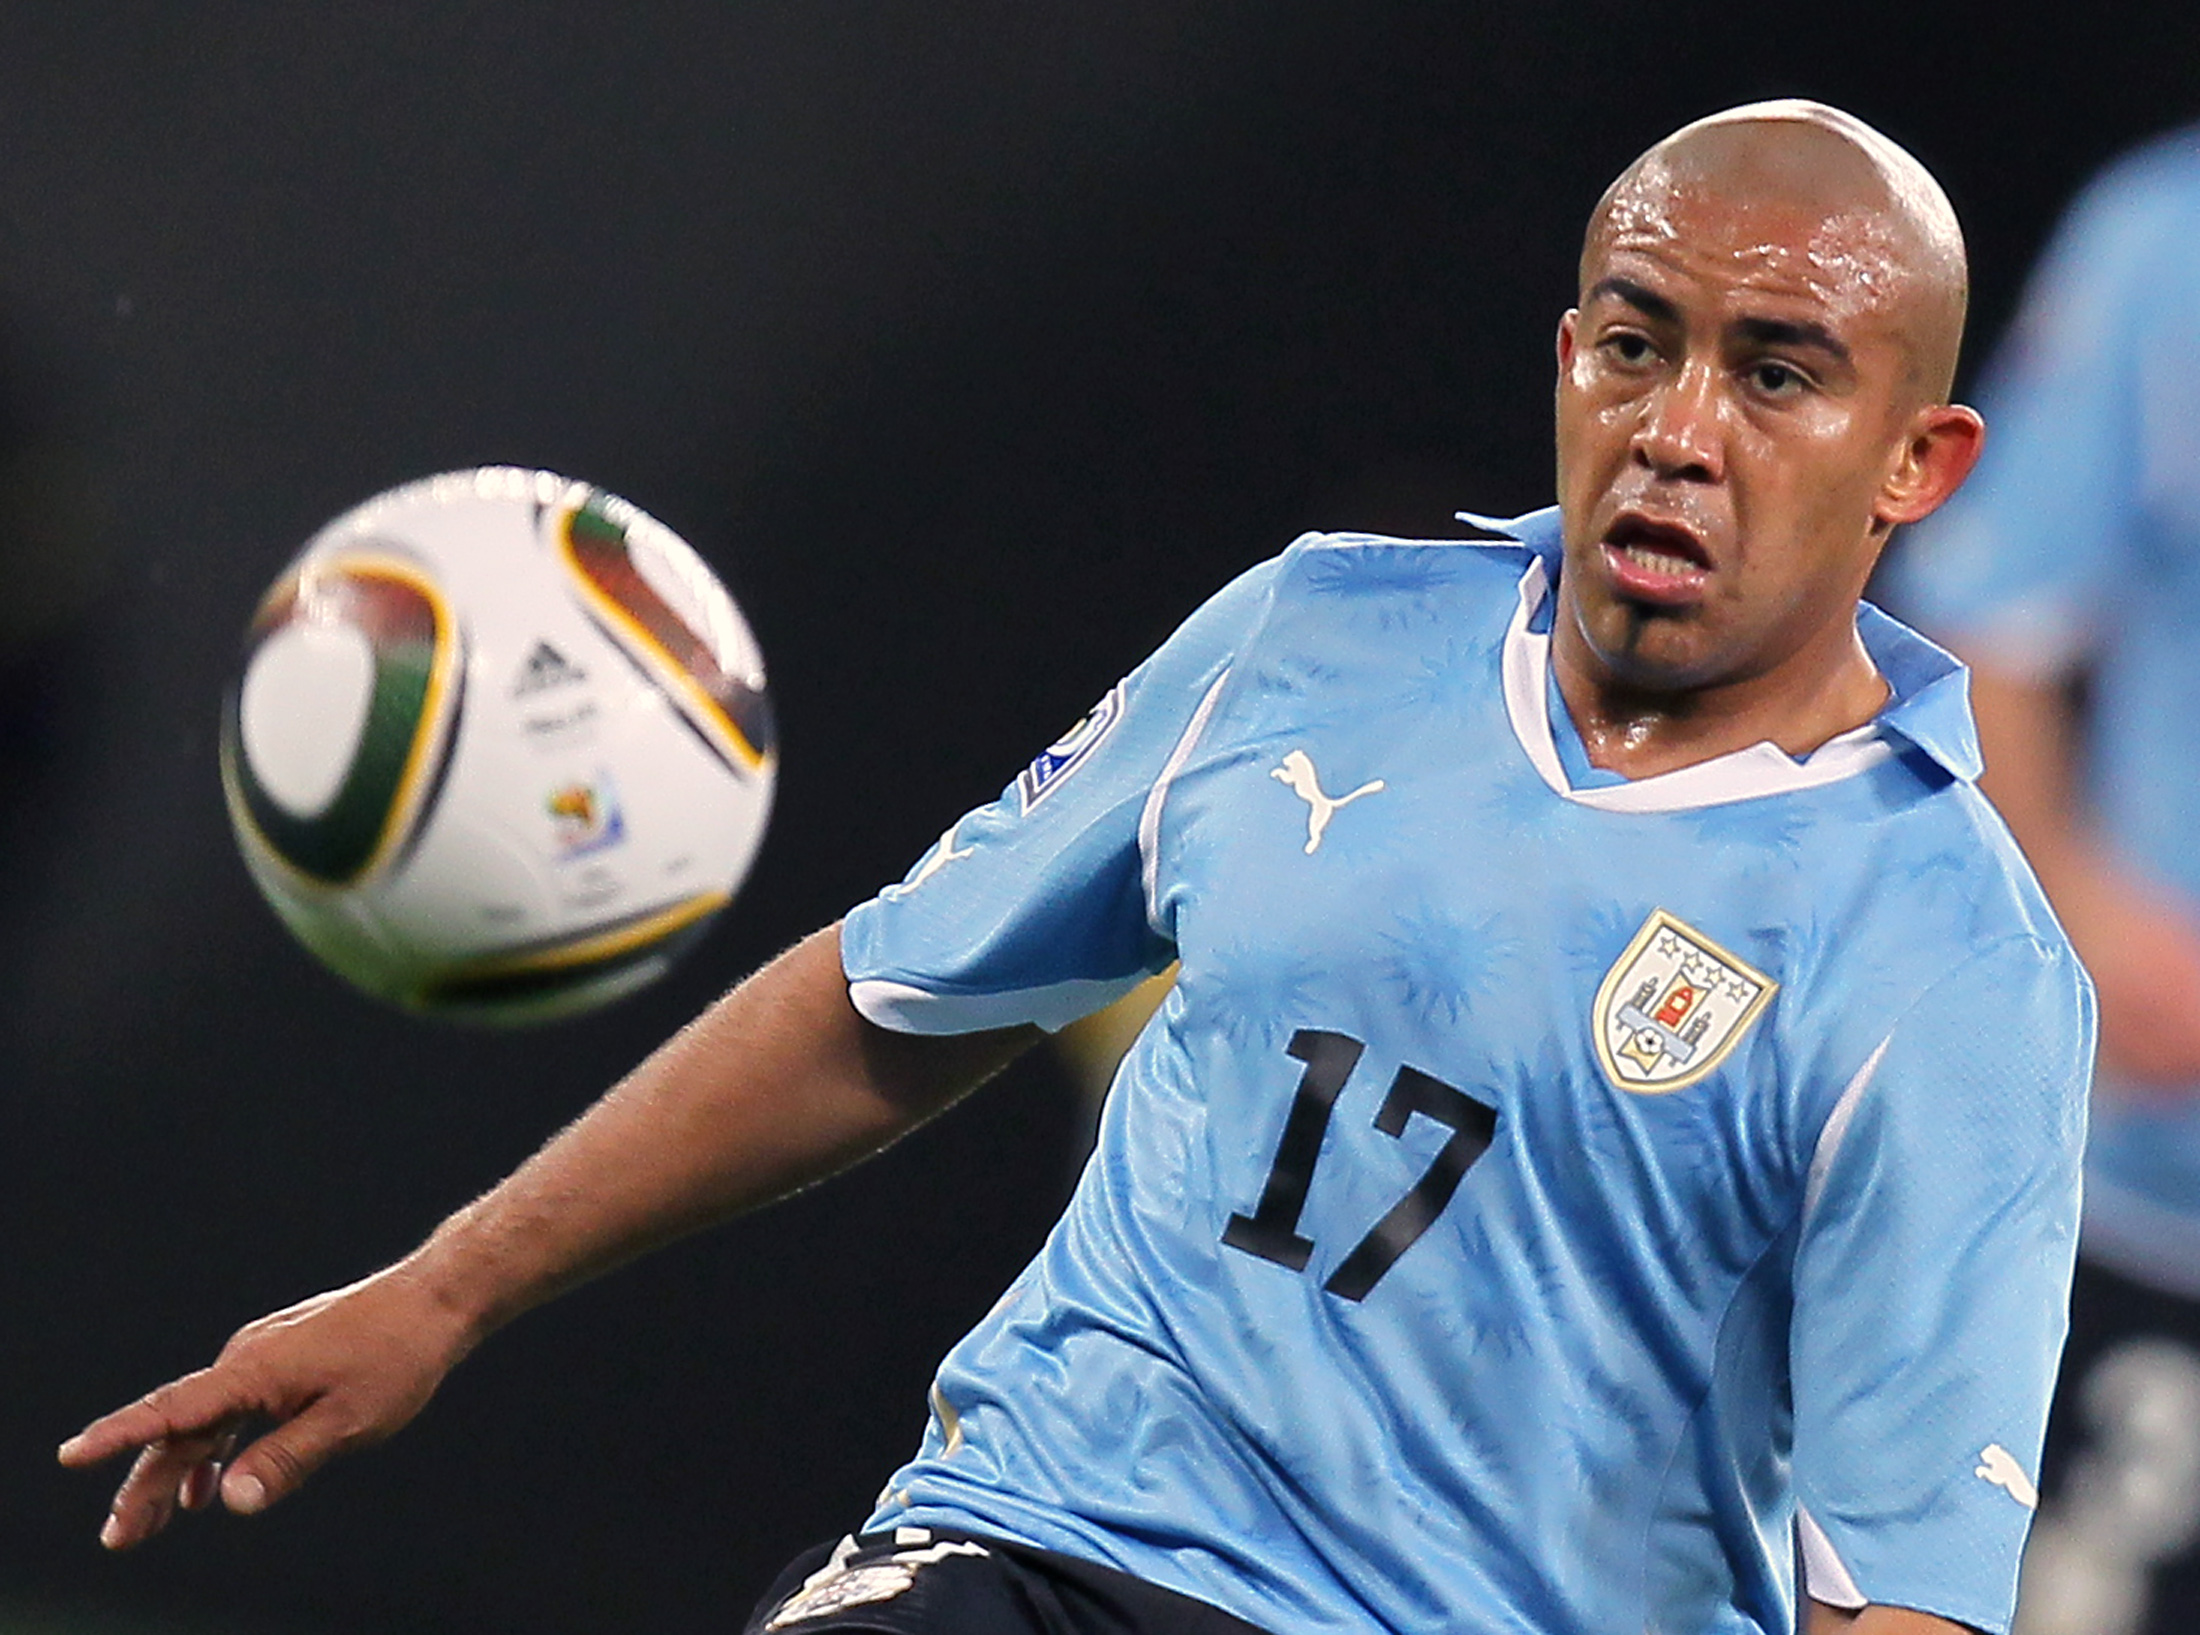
[
  {"left": 2024, "top": 1255, "right": 2200, "bottom": 1635},
  {"left": 744, "top": 1528, "right": 1275, "bottom": 1635}
]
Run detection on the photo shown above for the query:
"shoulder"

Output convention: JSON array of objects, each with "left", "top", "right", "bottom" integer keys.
[
  {"left": 1776, "top": 771, "right": 2091, "bottom": 1122},
  {"left": 1214, "top": 532, "right": 1544, "bottom": 696},
  {"left": 1137, "top": 528, "right": 1528, "bottom": 638},
  {"left": 1915, "top": 775, "right": 2070, "bottom": 948},
  {"left": 1259, "top": 528, "right": 1540, "bottom": 616},
  {"left": 1835, "top": 766, "right": 2079, "bottom": 995},
  {"left": 1074, "top": 524, "right": 1543, "bottom": 726},
  {"left": 1872, "top": 790, "right": 2093, "bottom": 1098}
]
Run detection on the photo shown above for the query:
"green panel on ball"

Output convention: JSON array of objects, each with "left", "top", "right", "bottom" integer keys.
[{"left": 225, "top": 557, "right": 458, "bottom": 885}]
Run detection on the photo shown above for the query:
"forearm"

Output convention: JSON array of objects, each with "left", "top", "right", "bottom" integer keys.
[
  {"left": 59, "top": 921, "right": 1040, "bottom": 1546},
  {"left": 401, "top": 922, "right": 1036, "bottom": 1342}
]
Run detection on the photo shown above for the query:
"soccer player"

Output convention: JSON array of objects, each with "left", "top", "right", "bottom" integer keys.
[
  {"left": 61, "top": 102, "right": 2090, "bottom": 1635},
  {"left": 1882, "top": 124, "right": 2200, "bottom": 1635}
]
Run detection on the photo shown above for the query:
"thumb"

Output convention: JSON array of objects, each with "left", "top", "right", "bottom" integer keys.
[{"left": 220, "top": 1403, "right": 347, "bottom": 1516}]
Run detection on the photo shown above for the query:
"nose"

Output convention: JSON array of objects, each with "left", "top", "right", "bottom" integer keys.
[{"left": 1632, "top": 358, "right": 1725, "bottom": 483}]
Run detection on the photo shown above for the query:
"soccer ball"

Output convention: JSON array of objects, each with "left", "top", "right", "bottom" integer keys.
[{"left": 220, "top": 467, "right": 776, "bottom": 1022}]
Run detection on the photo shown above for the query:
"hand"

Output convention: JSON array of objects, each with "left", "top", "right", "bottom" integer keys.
[
  {"left": 2046, "top": 852, "right": 2200, "bottom": 1090},
  {"left": 57, "top": 1263, "right": 476, "bottom": 1549}
]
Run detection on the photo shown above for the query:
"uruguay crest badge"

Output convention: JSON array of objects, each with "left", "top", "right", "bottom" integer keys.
[{"left": 1593, "top": 909, "right": 1776, "bottom": 1093}]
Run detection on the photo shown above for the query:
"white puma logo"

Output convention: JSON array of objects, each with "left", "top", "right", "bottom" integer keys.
[
  {"left": 1272, "top": 749, "right": 1385, "bottom": 854},
  {"left": 1974, "top": 1443, "right": 2039, "bottom": 1510},
  {"left": 882, "top": 820, "right": 974, "bottom": 899}
]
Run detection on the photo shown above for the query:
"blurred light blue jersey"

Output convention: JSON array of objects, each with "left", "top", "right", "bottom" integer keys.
[
  {"left": 844, "top": 512, "right": 2091, "bottom": 1635},
  {"left": 1883, "top": 127, "right": 2200, "bottom": 1299}
]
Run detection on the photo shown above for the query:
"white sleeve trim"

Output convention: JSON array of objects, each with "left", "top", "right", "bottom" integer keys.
[
  {"left": 848, "top": 974, "right": 1148, "bottom": 1036},
  {"left": 1140, "top": 668, "right": 1233, "bottom": 937},
  {"left": 1797, "top": 1504, "right": 1867, "bottom": 1610},
  {"left": 1803, "top": 1035, "right": 1891, "bottom": 1223}
]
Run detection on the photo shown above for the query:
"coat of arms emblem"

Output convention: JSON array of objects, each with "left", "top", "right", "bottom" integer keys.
[{"left": 1593, "top": 909, "right": 1776, "bottom": 1093}]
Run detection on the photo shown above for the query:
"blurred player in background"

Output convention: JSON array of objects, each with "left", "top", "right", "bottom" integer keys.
[
  {"left": 1884, "top": 124, "right": 2200, "bottom": 1635},
  {"left": 62, "top": 103, "right": 2088, "bottom": 1635}
]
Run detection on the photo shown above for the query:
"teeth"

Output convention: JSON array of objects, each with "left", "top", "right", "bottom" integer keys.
[{"left": 1621, "top": 542, "right": 1699, "bottom": 576}]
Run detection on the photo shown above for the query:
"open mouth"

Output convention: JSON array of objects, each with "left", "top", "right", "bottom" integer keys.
[
  {"left": 1607, "top": 515, "right": 1709, "bottom": 572},
  {"left": 1601, "top": 514, "right": 1711, "bottom": 602}
]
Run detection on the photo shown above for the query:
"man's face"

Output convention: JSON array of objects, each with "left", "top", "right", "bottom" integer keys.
[{"left": 1552, "top": 175, "right": 1924, "bottom": 696}]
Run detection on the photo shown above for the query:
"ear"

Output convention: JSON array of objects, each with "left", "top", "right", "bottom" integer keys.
[
  {"left": 1873, "top": 403, "right": 1986, "bottom": 529},
  {"left": 1556, "top": 309, "right": 1580, "bottom": 375}
]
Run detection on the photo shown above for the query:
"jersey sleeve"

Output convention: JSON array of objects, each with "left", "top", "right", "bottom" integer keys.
[
  {"left": 839, "top": 554, "right": 1280, "bottom": 1035},
  {"left": 1882, "top": 155, "right": 2179, "bottom": 679},
  {"left": 1790, "top": 933, "right": 2093, "bottom": 1633}
]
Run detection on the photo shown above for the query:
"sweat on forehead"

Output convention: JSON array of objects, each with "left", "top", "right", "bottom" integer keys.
[{"left": 1582, "top": 100, "right": 1969, "bottom": 394}]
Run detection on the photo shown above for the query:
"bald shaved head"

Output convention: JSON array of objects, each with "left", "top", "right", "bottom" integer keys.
[
  {"left": 1585, "top": 101, "right": 1968, "bottom": 400},
  {"left": 1551, "top": 97, "right": 1989, "bottom": 750}
]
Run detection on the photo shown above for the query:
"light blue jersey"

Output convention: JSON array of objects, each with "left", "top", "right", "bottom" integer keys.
[
  {"left": 843, "top": 513, "right": 2091, "bottom": 1635},
  {"left": 1883, "top": 127, "right": 2200, "bottom": 1300}
]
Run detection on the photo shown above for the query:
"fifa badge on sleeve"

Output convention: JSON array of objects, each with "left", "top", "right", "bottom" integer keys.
[{"left": 1017, "top": 683, "right": 1125, "bottom": 811}]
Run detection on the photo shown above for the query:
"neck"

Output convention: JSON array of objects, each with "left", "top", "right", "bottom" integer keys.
[{"left": 1549, "top": 620, "right": 1889, "bottom": 782}]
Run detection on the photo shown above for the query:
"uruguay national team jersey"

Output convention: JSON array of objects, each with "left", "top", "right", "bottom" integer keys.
[
  {"left": 842, "top": 511, "right": 2092, "bottom": 1635},
  {"left": 1881, "top": 125, "right": 2200, "bottom": 1300}
]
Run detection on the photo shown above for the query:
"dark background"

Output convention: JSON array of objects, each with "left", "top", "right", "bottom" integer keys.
[{"left": 1, "top": 5, "right": 2193, "bottom": 1632}]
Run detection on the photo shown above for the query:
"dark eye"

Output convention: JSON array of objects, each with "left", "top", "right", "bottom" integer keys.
[
  {"left": 1601, "top": 332, "right": 1658, "bottom": 368},
  {"left": 1749, "top": 360, "right": 1807, "bottom": 397}
]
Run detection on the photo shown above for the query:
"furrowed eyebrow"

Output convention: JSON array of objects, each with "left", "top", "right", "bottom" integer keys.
[
  {"left": 1584, "top": 276, "right": 1676, "bottom": 323},
  {"left": 1585, "top": 277, "right": 1857, "bottom": 371},
  {"left": 1734, "top": 315, "right": 1853, "bottom": 367}
]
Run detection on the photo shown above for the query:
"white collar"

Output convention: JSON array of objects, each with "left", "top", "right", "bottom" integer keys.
[{"left": 1500, "top": 556, "right": 1896, "bottom": 814}]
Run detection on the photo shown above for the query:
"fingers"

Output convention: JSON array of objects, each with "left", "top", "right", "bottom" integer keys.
[
  {"left": 97, "top": 1420, "right": 242, "bottom": 1550},
  {"left": 59, "top": 1270, "right": 465, "bottom": 1550},
  {"left": 179, "top": 1426, "right": 238, "bottom": 1513},
  {"left": 87, "top": 1403, "right": 349, "bottom": 1551},
  {"left": 59, "top": 1359, "right": 300, "bottom": 1551},
  {"left": 58, "top": 1365, "right": 252, "bottom": 1471},
  {"left": 179, "top": 1459, "right": 222, "bottom": 1512}
]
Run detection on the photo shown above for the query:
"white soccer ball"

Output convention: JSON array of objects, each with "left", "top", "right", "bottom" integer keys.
[{"left": 220, "top": 467, "right": 776, "bottom": 1022}]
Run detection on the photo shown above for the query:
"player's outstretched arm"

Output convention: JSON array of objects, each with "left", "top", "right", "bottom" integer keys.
[{"left": 58, "top": 923, "right": 1036, "bottom": 1548}]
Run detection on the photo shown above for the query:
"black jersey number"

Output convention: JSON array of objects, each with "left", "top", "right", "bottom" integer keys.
[{"left": 1222, "top": 1028, "right": 1497, "bottom": 1301}]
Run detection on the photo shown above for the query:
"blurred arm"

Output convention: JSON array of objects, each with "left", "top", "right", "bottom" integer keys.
[
  {"left": 1967, "top": 660, "right": 2200, "bottom": 1086},
  {"left": 59, "top": 923, "right": 1036, "bottom": 1546}
]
